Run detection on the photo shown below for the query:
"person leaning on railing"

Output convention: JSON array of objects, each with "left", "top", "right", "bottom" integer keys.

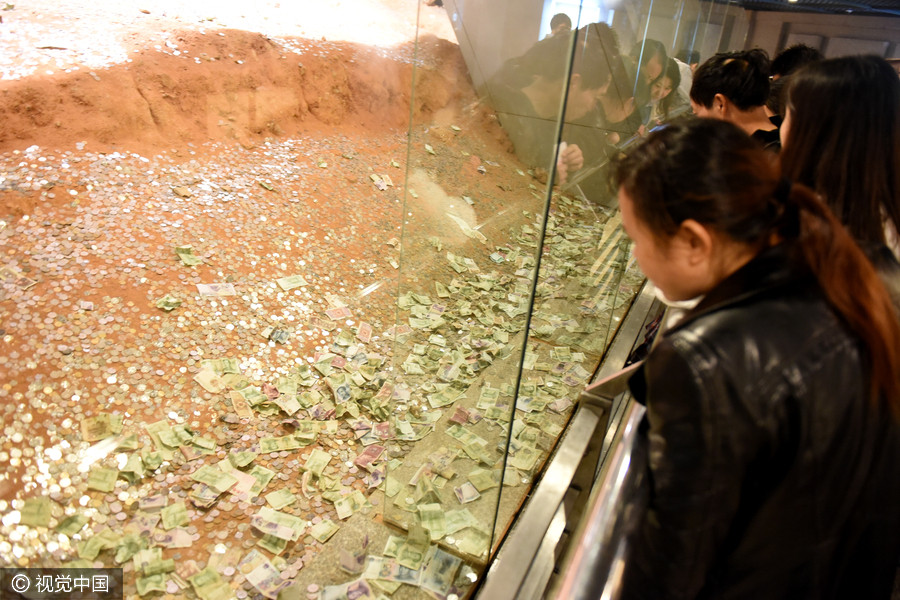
[{"left": 612, "top": 118, "right": 900, "bottom": 599}]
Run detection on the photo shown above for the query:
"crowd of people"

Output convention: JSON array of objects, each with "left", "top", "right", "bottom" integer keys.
[
  {"left": 483, "top": 24, "right": 900, "bottom": 599},
  {"left": 614, "top": 44, "right": 900, "bottom": 600}
]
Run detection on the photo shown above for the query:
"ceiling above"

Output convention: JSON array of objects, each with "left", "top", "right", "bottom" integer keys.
[{"left": 717, "top": 0, "right": 900, "bottom": 16}]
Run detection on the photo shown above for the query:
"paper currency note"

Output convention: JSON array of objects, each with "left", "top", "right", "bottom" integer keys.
[
  {"left": 193, "top": 368, "right": 225, "bottom": 393},
  {"left": 175, "top": 245, "right": 203, "bottom": 266},
  {"left": 80, "top": 414, "right": 118, "bottom": 442},
  {"left": 257, "top": 533, "right": 288, "bottom": 556},
  {"left": 87, "top": 467, "right": 118, "bottom": 493},
  {"left": 420, "top": 547, "right": 462, "bottom": 596},
  {"left": 276, "top": 275, "right": 309, "bottom": 290},
  {"left": 303, "top": 448, "right": 332, "bottom": 477},
  {"left": 246, "top": 560, "right": 289, "bottom": 599},
  {"left": 309, "top": 519, "right": 340, "bottom": 543},
  {"left": 56, "top": 513, "right": 89, "bottom": 536},
  {"left": 190, "top": 465, "right": 238, "bottom": 493},
  {"left": 160, "top": 501, "right": 189, "bottom": 530},
  {"left": 453, "top": 482, "right": 481, "bottom": 504},
  {"left": 20, "top": 497, "right": 52, "bottom": 528},
  {"left": 356, "top": 322, "right": 373, "bottom": 343},
  {"left": 196, "top": 283, "right": 236, "bottom": 297},
  {"left": 325, "top": 306, "right": 353, "bottom": 320},
  {"left": 264, "top": 488, "right": 296, "bottom": 510},
  {"left": 155, "top": 294, "right": 182, "bottom": 311},
  {"left": 247, "top": 465, "right": 276, "bottom": 498},
  {"left": 353, "top": 445, "right": 384, "bottom": 470},
  {"left": 335, "top": 490, "right": 367, "bottom": 520},
  {"left": 137, "top": 574, "right": 167, "bottom": 596}
]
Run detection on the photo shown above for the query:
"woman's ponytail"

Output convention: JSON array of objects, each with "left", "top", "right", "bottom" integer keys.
[{"left": 787, "top": 183, "right": 900, "bottom": 411}]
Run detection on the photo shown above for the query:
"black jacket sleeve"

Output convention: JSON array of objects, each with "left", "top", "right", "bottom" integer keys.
[{"left": 621, "top": 333, "right": 755, "bottom": 599}]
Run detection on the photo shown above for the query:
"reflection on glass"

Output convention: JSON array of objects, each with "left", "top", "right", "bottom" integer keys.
[{"left": 381, "top": 0, "right": 746, "bottom": 594}]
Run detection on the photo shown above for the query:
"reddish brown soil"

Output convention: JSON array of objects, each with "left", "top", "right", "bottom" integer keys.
[{"left": 0, "top": 28, "right": 469, "bottom": 155}]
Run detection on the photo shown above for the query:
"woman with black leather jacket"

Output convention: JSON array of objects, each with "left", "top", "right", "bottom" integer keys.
[{"left": 614, "top": 119, "right": 900, "bottom": 599}]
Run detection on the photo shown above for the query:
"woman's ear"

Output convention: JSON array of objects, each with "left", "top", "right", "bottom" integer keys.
[{"left": 675, "top": 219, "right": 714, "bottom": 266}]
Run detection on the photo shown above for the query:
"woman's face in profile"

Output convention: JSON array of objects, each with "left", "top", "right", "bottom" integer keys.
[{"left": 780, "top": 107, "right": 793, "bottom": 149}]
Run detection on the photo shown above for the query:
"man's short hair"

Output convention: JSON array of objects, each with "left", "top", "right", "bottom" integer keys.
[
  {"left": 690, "top": 49, "right": 771, "bottom": 111},
  {"left": 550, "top": 13, "right": 572, "bottom": 30},
  {"left": 676, "top": 48, "right": 700, "bottom": 65},
  {"left": 771, "top": 44, "right": 823, "bottom": 78}
]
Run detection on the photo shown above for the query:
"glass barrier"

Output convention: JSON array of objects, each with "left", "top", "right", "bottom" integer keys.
[
  {"left": 381, "top": 0, "right": 740, "bottom": 590},
  {"left": 0, "top": 1, "right": 751, "bottom": 599}
]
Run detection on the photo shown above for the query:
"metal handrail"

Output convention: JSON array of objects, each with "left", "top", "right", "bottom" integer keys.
[{"left": 549, "top": 397, "right": 647, "bottom": 600}]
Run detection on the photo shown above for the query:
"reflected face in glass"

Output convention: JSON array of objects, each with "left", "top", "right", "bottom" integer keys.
[
  {"left": 565, "top": 77, "right": 609, "bottom": 120},
  {"left": 643, "top": 56, "right": 663, "bottom": 85},
  {"left": 651, "top": 77, "right": 674, "bottom": 102},
  {"left": 619, "top": 188, "right": 696, "bottom": 302}
]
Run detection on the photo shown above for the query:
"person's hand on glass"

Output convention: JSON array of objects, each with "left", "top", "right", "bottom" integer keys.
[{"left": 556, "top": 142, "right": 583, "bottom": 184}]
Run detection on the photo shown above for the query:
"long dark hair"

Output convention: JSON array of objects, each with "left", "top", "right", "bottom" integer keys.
[
  {"left": 657, "top": 57, "right": 682, "bottom": 119},
  {"left": 615, "top": 119, "right": 900, "bottom": 409},
  {"left": 780, "top": 55, "right": 900, "bottom": 248}
]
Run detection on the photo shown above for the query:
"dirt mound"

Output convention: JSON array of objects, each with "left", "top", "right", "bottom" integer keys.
[{"left": 0, "top": 29, "right": 471, "bottom": 154}]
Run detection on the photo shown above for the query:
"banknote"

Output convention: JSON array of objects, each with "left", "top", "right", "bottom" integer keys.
[
  {"left": 259, "top": 434, "right": 304, "bottom": 453},
  {"left": 246, "top": 560, "right": 289, "bottom": 599},
  {"left": 188, "top": 465, "right": 236, "bottom": 493},
  {"left": 132, "top": 548, "right": 162, "bottom": 574},
  {"left": 228, "top": 450, "right": 257, "bottom": 469},
  {"left": 154, "top": 528, "right": 193, "bottom": 548},
  {"left": 87, "top": 467, "right": 118, "bottom": 493},
  {"left": 273, "top": 394, "right": 301, "bottom": 416},
  {"left": 201, "top": 357, "right": 241, "bottom": 375},
  {"left": 444, "top": 509, "right": 480, "bottom": 535},
  {"left": 264, "top": 488, "right": 296, "bottom": 510},
  {"left": 340, "top": 548, "right": 366, "bottom": 574},
  {"left": 142, "top": 558, "right": 176, "bottom": 576},
  {"left": 175, "top": 245, "right": 203, "bottom": 266},
  {"left": 20, "top": 497, "right": 52, "bottom": 528},
  {"left": 276, "top": 275, "right": 309, "bottom": 290},
  {"left": 468, "top": 468, "right": 499, "bottom": 492},
  {"left": 196, "top": 283, "right": 236, "bottom": 296},
  {"left": 137, "top": 573, "right": 167, "bottom": 596},
  {"left": 193, "top": 368, "right": 225, "bottom": 393},
  {"left": 453, "top": 482, "right": 481, "bottom": 504},
  {"left": 246, "top": 465, "right": 276, "bottom": 498},
  {"left": 155, "top": 294, "right": 182, "bottom": 311},
  {"left": 309, "top": 519, "right": 340, "bottom": 543},
  {"left": 325, "top": 306, "right": 353, "bottom": 320},
  {"left": 418, "top": 503, "right": 447, "bottom": 541},
  {"left": 257, "top": 533, "right": 288, "bottom": 556},
  {"left": 362, "top": 557, "right": 421, "bottom": 586},
  {"left": 55, "top": 513, "right": 89, "bottom": 536},
  {"left": 420, "top": 547, "right": 462, "bottom": 596},
  {"left": 250, "top": 515, "right": 296, "bottom": 541},
  {"left": 356, "top": 321, "right": 373, "bottom": 343},
  {"left": 353, "top": 445, "right": 384, "bottom": 470},
  {"left": 335, "top": 490, "right": 367, "bottom": 520},
  {"left": 256, "top": 506, "right": 305, "bottom": 540},
  {"left": 303, "top": 448, "right": 332, "bottom": 477},
  {"left": 160, "top": 501, "right": 188, "bottom": 530},
  {"left": 80, "top": 414, "right": 121, "bottom": 442}
]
